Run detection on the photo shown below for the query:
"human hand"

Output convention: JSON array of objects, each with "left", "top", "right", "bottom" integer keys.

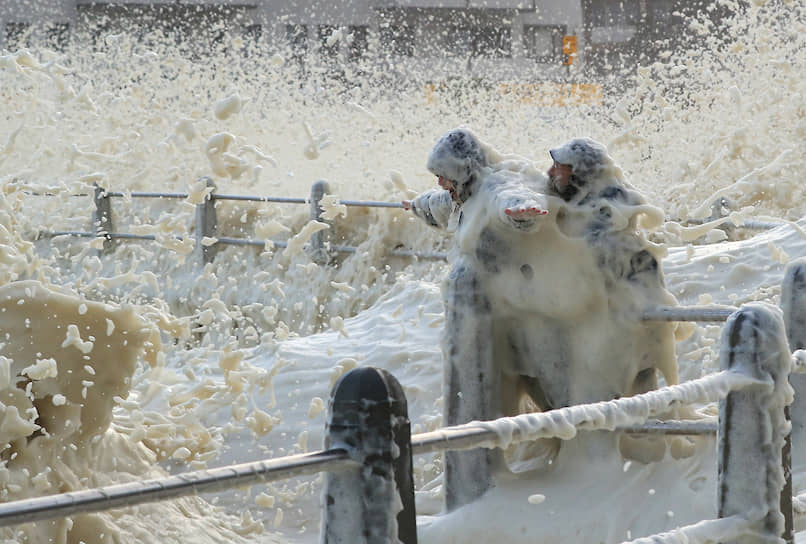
[{"left": 504, "top": 205, "right": 548, "bottom": 218}]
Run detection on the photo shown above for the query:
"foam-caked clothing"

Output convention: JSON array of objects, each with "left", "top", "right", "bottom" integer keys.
[{"left": 409, "top": 131, "right": 682, "bottom": 505}]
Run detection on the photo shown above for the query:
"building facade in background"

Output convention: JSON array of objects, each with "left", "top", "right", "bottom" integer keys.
[{"left": 0, "top": 1, "right": 715, "bottom": 80}]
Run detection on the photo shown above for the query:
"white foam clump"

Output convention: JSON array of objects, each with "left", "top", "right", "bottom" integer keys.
[
  {"left": 61, "top": 323, "right": 94, "bottom": 354},
  {"left": 527, "top": 494, "right": 545, "bottom": 505},
  {"left": 214, "top": 93, "right": 245, "bottom": 121},
  {"left": 21, "top": 358, "right": 58, "bottom": 380},
  {"left": 302, "top": 122, "right": 330, "bottom": 160},
  {"left": 320, "top": 194, "right": 347, "bottom": 220},
  {"left": 175, "top": 118, "right": 198, "bottom": 142},
  {"left": 326, "top": 28, "right": 344, "bottom": 47},
  {"left": 329, "top": 316, "right": 348, "bottom": 337},
  {"left": 255, "top": 219, "right": 291, "bottom": 240},
  {"left": 284, "top": 220, "right": 329, "bottom": 255},
  {"left": 187, "top": 177, "right": 215, "bottom": 205},
  {"left": 205, "top": 132, "right": 249, "bottom": 179}
]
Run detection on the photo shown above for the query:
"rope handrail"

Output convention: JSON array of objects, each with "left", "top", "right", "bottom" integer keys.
[{"left": 412, "top": 369, "right": 751, "bottom": 454}]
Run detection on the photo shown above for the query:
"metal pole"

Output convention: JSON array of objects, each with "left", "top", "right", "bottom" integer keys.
[
  {"left": 308, "top": 180, "right": 331, "bottom": 265},
  {"left": 195, "top": 177, "right": 218, "bottom": 265},
  {"left": 321, "top": 366, "right": 417, "bottom": 544},
  {"left": 92, "top": 182, "right": 114, "bottom": 253},
  {"left": 717, "top": 304, "right": 792, "bottom": 543},
  {"left": 0, "top": 450, "right": 351, "bottom": 527},
  {"left": 641, "top": 305, "right": 737, "bottom": 322}
]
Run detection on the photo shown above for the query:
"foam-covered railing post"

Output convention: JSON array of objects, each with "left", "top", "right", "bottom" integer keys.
[
  {"left": 321, "top": 366, "right": 417, "bottom": 544},
  {"left": 718, "top": 304, "right": 793, "bottom": 544},
  {"left": 782, "top": 258, "right": 806, "bottom": 427},
  {"left": 442, "top": 263, "right": 499, "bottom": 512},
  {"left": 195, "top": 177, "right": 218, "bottom": 264},
  {"left": 780, "top": 258, "right": 806, "bottom": 542},
  {"left": 92, "top": 182, "right": 114, "bottom": 253},
  {"left": 308, "top": 180, "right": 331, "bottom": 265}
]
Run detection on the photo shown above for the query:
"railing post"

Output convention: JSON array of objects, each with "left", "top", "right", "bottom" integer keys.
[
  {"left": 195, "top": 177, "right": 218, "bottom": 264},
  {"left": 92, "top": 182, "right": 114, "bottom": 253},
  {"left": 309, "top": 180, "right": 331, "bottom": 265},
  {"left": 442, "top": 262, "right": 499, "bottom": 512},
  {"left": 718, "top": 304, "right": 792, "bottom": 543},
  {"left": 780, "top": 258, "right": 806, "bottom": 543},
  {"left": 710, "top": 196, "right": 736, "bottom": 241},
  {"left": 321, "top": 366, "right": 417, "bottom": 544}
]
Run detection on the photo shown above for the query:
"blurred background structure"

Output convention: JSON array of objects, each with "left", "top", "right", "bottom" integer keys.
[{"left": 1, "top": 0, "right": 725, "bottom": 80}]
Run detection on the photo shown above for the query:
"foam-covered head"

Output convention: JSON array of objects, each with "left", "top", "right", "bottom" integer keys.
[
  {"left": 426, "top": 128, "right": 489, "bottom": 189},
  {"left": 549, "top": 138, "right": 614, "bottom": 182}
]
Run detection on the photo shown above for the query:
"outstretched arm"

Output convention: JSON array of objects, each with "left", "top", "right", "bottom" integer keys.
[
  {"left": 490, "top": 179, "right": 550, "bottom": 232},
  {"left": 402, "top": 189, "right": 454, "bottom": 230}
]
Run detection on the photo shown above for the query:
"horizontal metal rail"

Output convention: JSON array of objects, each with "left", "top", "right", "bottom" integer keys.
[
  {"left": 38, "top": 231, "right": 447, "bottom": 260},
  {"left": 212, "top": 194, "right": 306, "bottom": 204},
  {"left": 641, "top": 305, "right": 737, "bottom": 322},
  {"left": 55, "top": 190, "right": 404, "bottom": 209},
  {"left": 681, "top": 217, "right": 783, "bottom": 231},
  {"left": 614, "top": 419, "right": 717, "bottom": 435},
  {"left": 0, "top": 449, "right": 352, "bottom": 527},
  {"left": 338, "top": 199, "right": 404, "bottom": 208},
  {"left": 106, "top": 191, "right": 189, "bottom": 199}
]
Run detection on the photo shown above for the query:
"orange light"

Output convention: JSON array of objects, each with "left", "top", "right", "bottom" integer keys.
[{"left": 562, "top": 36, "right": 578, "bottom": 65}]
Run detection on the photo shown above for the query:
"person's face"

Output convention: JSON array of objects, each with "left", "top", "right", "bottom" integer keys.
[
  {"left": 548, "top": 161, "right": 572, "bottom": 191},
  {"left": 438, "top": 175, "right": 458, "bottom": 202}
]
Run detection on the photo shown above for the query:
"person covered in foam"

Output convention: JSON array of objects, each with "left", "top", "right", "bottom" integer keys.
[
  {"left": 403, "top": 127, "right": 549, "bottom": 232},
  {"left": 403, "top": 128, "right": 687, "bottom": 510}
]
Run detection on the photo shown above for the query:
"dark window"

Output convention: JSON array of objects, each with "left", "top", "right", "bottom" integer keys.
[
  {"left": 317, "top": 24, "right": 339, "bottom": 56},
  {"left": 379, "top": 22, "right": 414, "bottom": 57},
  {"left": 584, "top": 0, "right": 642, "bottom": 44},
  {"left": 473, "top": 25, "right": 512, "bottom": 58},
  {"left": 45, "top": 22, "right": 70, "bottom": 51},
  {"left": 523, "top": 25, "right": 564, "bottom": 62},
  {"left": 285, "top": 24, "right": 308, "bottom": 53},
  {"left": 5, "top": 22, "right": 30, "bottom": 50},
  {"left": 645, "top": 0, "right": 686, "bottom": 37},
  {"left": 316, "top": 25, "right": 341, "bottom": 57},
  {"left": 243, "top": 24, "right": 262, "bottom": 44},
  {"left": 241, "top": 24, "right": 262, "bottom": 57},
  {"left": 585, "top": 0, "right": 642, "bottom": 27},
  {"left": 348, "top": 25, "right": 369, "bottom": 61}
]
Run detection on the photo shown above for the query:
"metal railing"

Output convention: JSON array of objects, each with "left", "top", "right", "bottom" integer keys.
[
  {"left": 2, "top": 259, "right": 806, "bottom": 543},
  {"left": 34, "top": 179, "right": 448, "bottom": 264},
  {"left": 29, "top": 183, "right": 792, "bottom": 271}
]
